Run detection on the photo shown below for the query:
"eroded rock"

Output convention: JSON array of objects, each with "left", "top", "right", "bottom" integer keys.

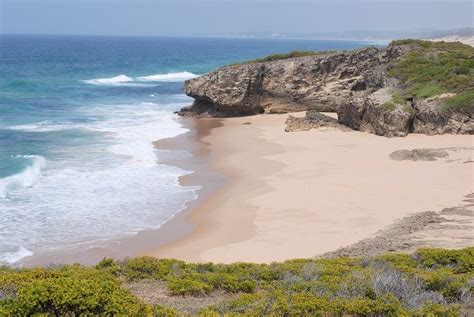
[
  {"left": 182, "top": 47, "right": 402, "bottom": 117},
  {"left": 337, "top": 97, "right": 414, "bottom": 137},
  {"left": 182, "top": 42, "right": 473, "bottom": 137},
  {"left": 412, "top": 98, "right": 474, "bottom": 135}
]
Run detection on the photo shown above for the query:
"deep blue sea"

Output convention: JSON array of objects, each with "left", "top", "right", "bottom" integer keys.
[{"left": 0, "top": 34, "right": 369, "bottom": 264}]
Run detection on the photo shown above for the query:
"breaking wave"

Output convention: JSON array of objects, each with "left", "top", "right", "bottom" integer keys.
[
  {"left": 136, "top": 71, "right": 198, "bottom": 82},
  {"left": 82, "top": 71, "right": 198, "bottom": 86},
  {"left": 0, "top": 247, "right": 33, "bottom": 264},
  {"left": 82, "top": 74, "right": 133, "bottom": 85},
  {"left": 0, "top": 155, "right": 46, "bottom": 199}
]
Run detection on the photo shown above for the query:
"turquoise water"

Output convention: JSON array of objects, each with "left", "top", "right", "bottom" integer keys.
[{"left": 0, "top": 34, "right": 369, "bottom": 264}]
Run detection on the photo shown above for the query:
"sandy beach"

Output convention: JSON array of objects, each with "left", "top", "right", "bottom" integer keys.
[{"left": 148, "top": 112, "right": 473, "bottom": 263}]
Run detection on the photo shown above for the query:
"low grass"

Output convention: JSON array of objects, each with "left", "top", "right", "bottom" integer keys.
[
  {"left": 385, "top": 91, "right": 414, "bottom": 113},
  {"left": 444, "top": 90, "right": 474, "bottom": 113},
  {"left": 391, "top": 91, "right": 407, "bottom": 105},
  {"left": 382, "top": 101, "right": 397, "bottom": 111},
  {"left": 0, "top": 247, "right": 472, "bottom": 316},
  {"left": 241, "top": 50, "right": 332, "bottom": 64}
]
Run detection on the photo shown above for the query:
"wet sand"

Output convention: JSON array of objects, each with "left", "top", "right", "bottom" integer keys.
[{"left": 21, "top": 117, "right": 224, "bottom": 266}]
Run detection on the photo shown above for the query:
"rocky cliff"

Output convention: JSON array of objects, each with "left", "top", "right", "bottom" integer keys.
[{"left": 182, "top": 40, "right": 474, "bottom": 137}]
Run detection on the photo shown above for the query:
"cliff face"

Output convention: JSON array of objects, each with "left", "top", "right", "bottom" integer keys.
[
  {"left": 184, "top": 47, "right": 401, "bottom": 116},
  {"left": 182, "top": 41, "right": 473, "bottom": 137}
]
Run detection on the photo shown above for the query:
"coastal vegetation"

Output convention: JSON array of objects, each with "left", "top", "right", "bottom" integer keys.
[
  {"left": 242, "top": 50, "right": 330, "bottom": 64},
  {"left": 1, "top": 247, "right": 473, "bottom": 316},
  {"left": 238, "top": 40, "right": 474, "bottom": 114},
  {"left": 387, "top": 39, "right": 474, "bottom": 113}
]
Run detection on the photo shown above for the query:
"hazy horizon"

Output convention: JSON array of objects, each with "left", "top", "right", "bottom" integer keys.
[{"left": 1, "top": 0, "right": 472, "bottom": 37}]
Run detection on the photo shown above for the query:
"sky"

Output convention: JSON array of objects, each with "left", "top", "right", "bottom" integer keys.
[{"left": 0, "top": 0, "right": 472, "bottom": 37}]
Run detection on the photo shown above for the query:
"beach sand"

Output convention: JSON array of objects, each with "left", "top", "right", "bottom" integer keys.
[
  {"left": 22, "top": 112, "right": 472, "bottom": 266},
  {"left": 148, "top": 112, "right": 473, "bottom": 263}
]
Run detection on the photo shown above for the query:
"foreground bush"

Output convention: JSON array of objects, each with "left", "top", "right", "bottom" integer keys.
[
  {"left": 0, "top": 247, "right": 472, "bottom": 316},
  {"left": 0, "top": 266, "right": 148, "bottom": 316}
]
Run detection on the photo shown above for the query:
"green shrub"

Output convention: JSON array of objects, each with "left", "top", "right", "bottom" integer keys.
[
  {"left": 416, "top": 247, "right": 474, "bottom": 273},
  {"left": 387, "top": 40, "right": 474, "bottom": 107},
  {"left": 383, "top": 101, "right": 397, "bottom": 111},
  {"left": 124, "top": 257, "right": 185, "bottom": 280},
  {"left": 406, "top": 83, "right": 445, "bottom": 99},
  {"left": 421, "top": 269, "right": 467, "bottom": 302},
  {"left": 444, "top": 91, "right": 474, "bottom": 113},
  {"left": 153, "top": 304, "right": 181, "bottom": 316},
  {"left": 390, "top": 39, "right": 434, "bottom": 48},
  {"left": 237, "top": 279, "right": 257, "bottom": 293},
  {"left": 0, "top": 266, "right": 148, "bottom": 316},
  {"left": 242, "top": 50, "right": 331, "bottom": 64},
  {"left": 392, "top": 91, "right": 407, "bottom": 105},
  {"left": 378, "top": 253, "right": 418, "bottom": 272},
  {"left": 1, "top": 247, "right": 471, "bottom": 316},
  {"left": 199, "top": 272, "right": 257, "bottom": 293},
  {"left": 167, "top": 278, "right": 213, "bottom": 296},
  {"left": 96, "top": 257, "right": 121, "bottom": 276},
  {"left": 421, "top": 303, "right": 461, "bottom": 317},
  {"left": 212, "top": 293, "right": 267, "bottom": 314},
  {"left": 453, "top": 65, "right": 470, "bottom": 75}
]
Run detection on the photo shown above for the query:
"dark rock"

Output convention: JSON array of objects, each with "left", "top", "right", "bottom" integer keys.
[
  {"left": 337, "top": 97, "right": 366, "bottom": 130},
  {"left": 412, "top": 98, "right": 474, "bottom": 135},
  {"left": 285, "top": 110, "right": 349, "bottom": 132},
  {"left": 337, "top": 97, "right": 414, "bottom": 137},
  {"left": 389, "top": 149, "right": 449, "bottom": 161},
  {"left": 360, "top": 101, "right": 414, "bottom": 137}
]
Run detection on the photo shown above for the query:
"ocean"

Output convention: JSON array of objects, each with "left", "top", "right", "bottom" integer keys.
[{"left": 0, "top": 34, "right": 369, "bottom": 264}]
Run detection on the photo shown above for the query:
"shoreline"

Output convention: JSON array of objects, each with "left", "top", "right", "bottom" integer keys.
[
  {"left": 20, "top": 112, "right": 473, "bottom": 266},
  {"left": 20, "top": 116, "right": 225, "bottom": 266},
  {"left": 147, "top": 113, "right": 473, "bottom": 263}
]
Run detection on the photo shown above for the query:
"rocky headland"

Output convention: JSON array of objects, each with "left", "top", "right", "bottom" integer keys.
[{"left": 181, "top": 40, "right": 473, "bottom": 137}]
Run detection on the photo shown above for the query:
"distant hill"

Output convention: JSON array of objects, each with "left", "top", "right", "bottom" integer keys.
[
  {"left": 424, "top": 28, "right": 474, "bottom": 47},
  {"left": 212, "top": 27, "right": 474, "bottom": 46}
]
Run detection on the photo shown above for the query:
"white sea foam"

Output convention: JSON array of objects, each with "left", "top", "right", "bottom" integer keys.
[
  {"left": 82, "top": 74, "right": 133, "bottom": 85},
  {"left": 82, "top": 71, "right": 199, "bottom": 86},
  {"left": 0, "top": 101, "right": 198, "bottom": 263},
  {"left": 0, "top": 155, "right": 46, "bottom": 199},
  {"left": 0, "top": 247, "right": 33, "bottom": 264},
  {"left": 83, "top": 102, "right": 189, "bottom": 164},
  {"left": 136, "top": 71, "right": 198, "bottom": 82},
  {"left": 8, "top": 121, "right": 84, "bottom": 132}
]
